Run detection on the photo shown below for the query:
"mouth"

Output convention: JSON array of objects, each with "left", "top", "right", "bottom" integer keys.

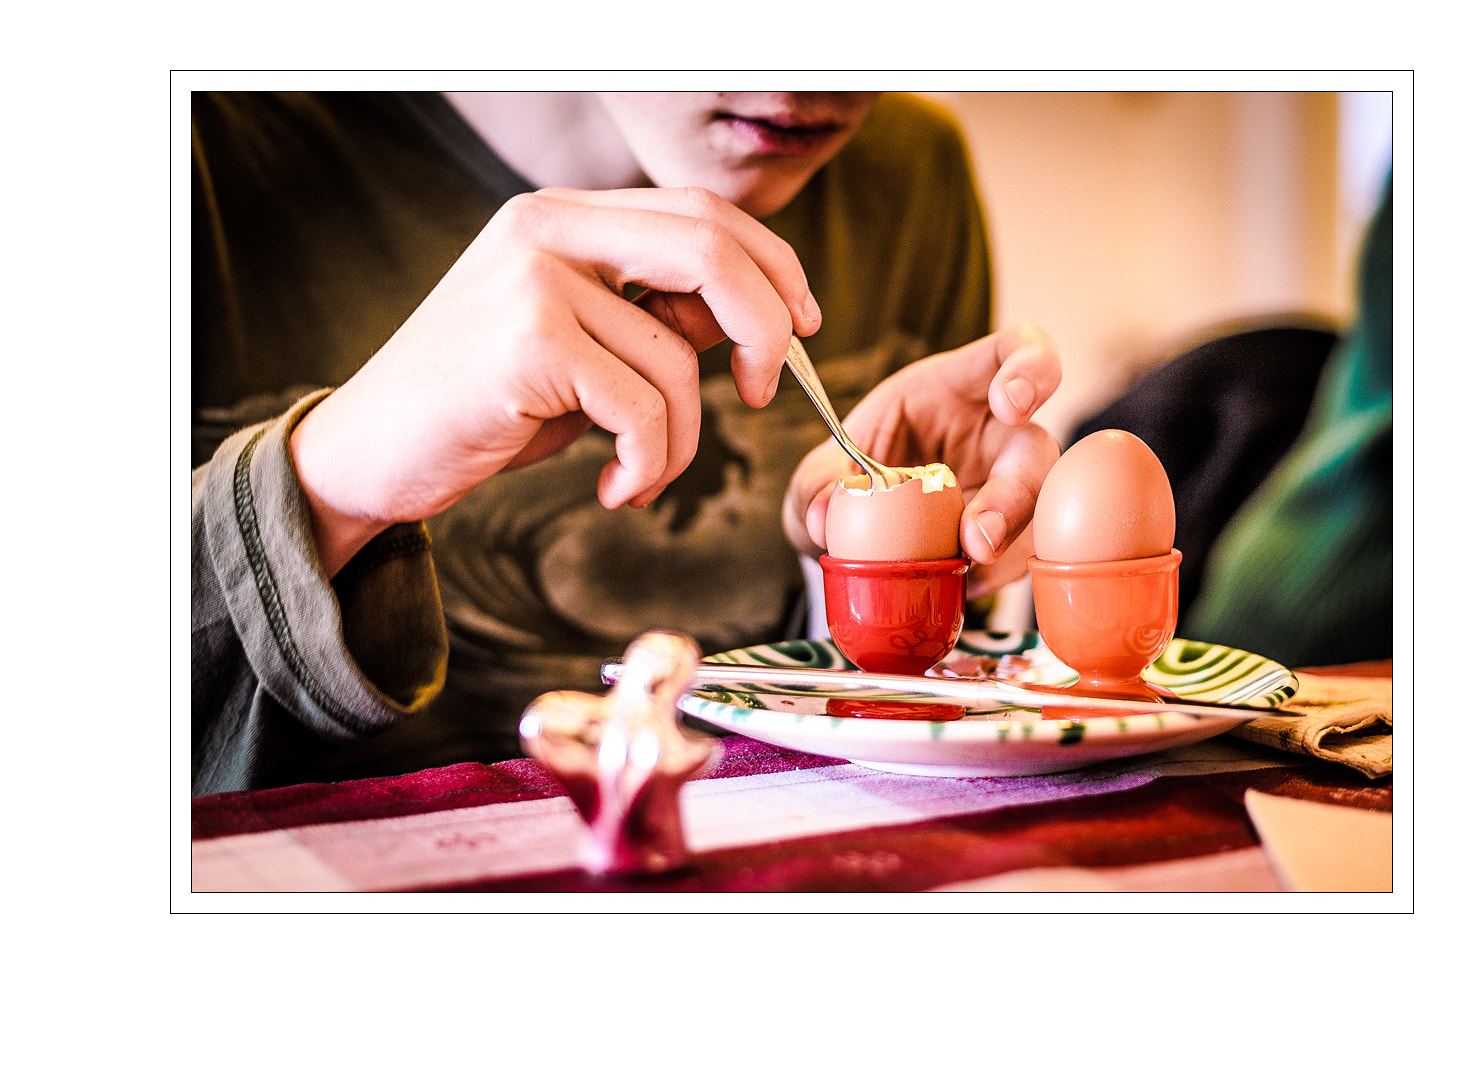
[{"left": 715, "top": 111, "right": 852, "bottom": 157}]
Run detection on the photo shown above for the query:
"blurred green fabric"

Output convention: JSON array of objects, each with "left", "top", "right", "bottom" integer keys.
[{"left": 1184, "top": 174, "right": 1393, "bottom": 667}]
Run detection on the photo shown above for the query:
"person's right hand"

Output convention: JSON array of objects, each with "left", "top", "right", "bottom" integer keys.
[{"left": 288, "top": 186, "right": 821, "bottom": 576}]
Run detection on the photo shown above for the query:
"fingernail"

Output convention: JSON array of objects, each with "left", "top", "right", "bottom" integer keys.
[
  {"left": 803, "top": 290, "right": 821, "bottom": 326},
  {"left": 975, "top": 510, "right": 1007, "bottom": 556},
  {"left": 764, "top": 370, "right": 781, "bottom": 403},
  {"left": 1005, "top": 377, "right": 1035, "bottom": 414}
]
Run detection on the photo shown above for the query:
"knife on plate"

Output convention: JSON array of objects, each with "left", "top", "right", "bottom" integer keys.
[{"left": 598, "top": 659, "right": 1299, "bottom": 720}]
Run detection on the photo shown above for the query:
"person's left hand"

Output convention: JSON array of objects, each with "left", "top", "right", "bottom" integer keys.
[{"left": 782, "top": 325, "right": 1062, "bottom": 599}]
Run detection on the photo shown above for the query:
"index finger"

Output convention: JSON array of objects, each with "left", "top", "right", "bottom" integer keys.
[
  {"left": 531, "top": 187, "right": 822, "bottom": 404},
  {"left": 984, "top": 324, "right": 1061, "bottom": 426}
]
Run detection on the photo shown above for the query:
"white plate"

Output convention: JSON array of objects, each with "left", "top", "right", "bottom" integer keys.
[{"left": 682, "top": 630, "right": 1297, "bottom": 777}]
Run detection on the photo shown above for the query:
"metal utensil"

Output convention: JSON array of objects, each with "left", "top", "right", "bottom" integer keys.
[
  {"left": 600, "top": 659, "right": 1299, "bottom": 721},
  {"left": 783, "top": 335, "right": 903, "bottom": 491}
]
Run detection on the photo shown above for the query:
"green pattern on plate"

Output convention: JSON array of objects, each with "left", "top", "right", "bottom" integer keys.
[
  {"left": 709, "top": 639, "right": 850, "bottom": 671},
  {"left": 954, "top": 629, "right": 1041, "bottom": 660},
  {"left": 955, "top": 629, "right": 1298, "bottom": 708},
  {"left": 1147, "top": 639, "right": 1296, "bottom": 706},
  {"left": 696, "top": 633, "right": 1299, "bottom": 713},
  {"left": 679, "top": 632, "right": 1297, "bottom": 780}
]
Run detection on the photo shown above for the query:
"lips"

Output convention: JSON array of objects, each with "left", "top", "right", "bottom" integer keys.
[{"left": 717, "top": 112, "right": 850, "bottom": 157}]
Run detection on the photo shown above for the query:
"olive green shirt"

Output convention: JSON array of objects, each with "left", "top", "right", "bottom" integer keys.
[{"left": 191, "top": 91, "right": 992, "bottom": 793}]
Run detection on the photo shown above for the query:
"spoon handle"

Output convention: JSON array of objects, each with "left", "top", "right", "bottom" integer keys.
[{"left": 783, "top": 336, "right": 902, "bottom": 491}]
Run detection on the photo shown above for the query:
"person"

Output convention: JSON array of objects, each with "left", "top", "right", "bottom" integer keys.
[
  {"left": 1182, "top": 174, "right": 1393, "bottom": 666},
  {"left": 191, "top": 92, "right": 1062, "bottom": 796}
]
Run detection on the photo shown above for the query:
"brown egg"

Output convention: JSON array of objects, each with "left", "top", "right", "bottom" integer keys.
[
  {"left": 825, "top": 464, "right": 965, "bottom": 562},
  {"left": 1032, "top": 430, "right": 1175, "bottom": 563}
]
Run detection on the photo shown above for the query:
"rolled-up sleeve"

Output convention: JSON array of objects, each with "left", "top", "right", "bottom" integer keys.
[{"left": 191, "top": 390, "right": 447, "bottom": 795}]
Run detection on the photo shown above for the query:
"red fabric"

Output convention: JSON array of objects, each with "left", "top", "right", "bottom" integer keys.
[
  {"left": 417, "top": 763, "right": 1390, "bottom": 893},
  {"left": 190, "top": 662, "right": 1392, "bottom": 891},
  {"left": 191, "top": 759, "right": 563, "bottom": 840},
  {"left": 191, "top": 737, "right": 842, "bottom": 840}
]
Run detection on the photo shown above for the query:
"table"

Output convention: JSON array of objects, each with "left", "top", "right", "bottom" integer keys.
[{"left": 188, "top": 663, "right": 1393, "bottom": 896}]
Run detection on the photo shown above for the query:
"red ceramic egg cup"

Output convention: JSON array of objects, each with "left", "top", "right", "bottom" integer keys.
[
  {"left": 819, "top": 555, "right": 970, "bottom": 676},
  {"left": 1026, "top": 549, "right": 1182, "bottom": 703}
]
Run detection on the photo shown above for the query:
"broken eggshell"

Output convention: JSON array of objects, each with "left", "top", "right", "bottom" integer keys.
[{"left": 824, "top": 464, "right": 965, "bottom": 562}]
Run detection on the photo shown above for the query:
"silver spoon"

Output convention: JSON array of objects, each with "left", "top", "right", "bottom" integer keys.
[{"left": 783, "top": 335, "right": 904, "bottom": 491}]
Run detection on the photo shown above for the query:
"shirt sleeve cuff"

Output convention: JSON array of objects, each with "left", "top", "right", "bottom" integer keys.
[{"left": 199, "top": 390, "right": 448, "bottom": 740}]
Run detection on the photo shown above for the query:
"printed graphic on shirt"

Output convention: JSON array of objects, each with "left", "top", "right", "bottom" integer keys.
[{"left": 428, "top": 334, "right": 926, "bottom": 665}]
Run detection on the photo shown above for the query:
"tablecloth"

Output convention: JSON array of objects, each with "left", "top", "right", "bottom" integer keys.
[{"left": 191, "top": 732, "right": 1392, "bottom": 893}]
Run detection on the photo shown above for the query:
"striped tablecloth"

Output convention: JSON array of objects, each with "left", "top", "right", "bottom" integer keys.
[{"left": 190, "top": 729, "right": 1392, "bottom": 893}]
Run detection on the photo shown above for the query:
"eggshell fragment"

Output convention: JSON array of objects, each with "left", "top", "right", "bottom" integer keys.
[
  {"left": 1032, "top": 430, "right": 1175, "bottom": 563},
  {"left": 825, "top": 465, "right": 965, "bottom": 562}
]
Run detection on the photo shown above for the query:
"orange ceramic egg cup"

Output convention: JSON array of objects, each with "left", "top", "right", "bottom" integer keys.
[
  {"left": 819, "top": 554, "right": 970, "bottom": 719},
  {"left": 1026, "top": 549, "right": 1182, "bottom": 704}
]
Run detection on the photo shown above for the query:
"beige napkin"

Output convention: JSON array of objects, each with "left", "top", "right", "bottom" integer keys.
[
  {"left": 1228, "top": 672, "right": 1392, "bottom": 779},
  {"left": 1244, "top": 789, "right": 1392, "bottom": 891}
]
